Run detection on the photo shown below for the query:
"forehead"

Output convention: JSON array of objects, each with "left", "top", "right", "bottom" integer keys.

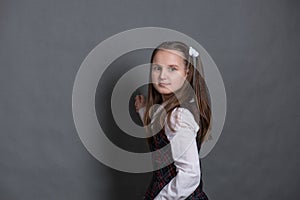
[{"left": 152, "top": 49, "right": 186, "bottom": 66}]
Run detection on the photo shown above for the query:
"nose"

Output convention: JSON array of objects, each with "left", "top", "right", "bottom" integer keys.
[{"left": 159, "top": 68, "right": 167, "bottom": 80}]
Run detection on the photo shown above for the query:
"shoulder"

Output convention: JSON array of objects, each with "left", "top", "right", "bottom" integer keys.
[{"left": 166, "top": 107, "right": 200, "bottom": 135}]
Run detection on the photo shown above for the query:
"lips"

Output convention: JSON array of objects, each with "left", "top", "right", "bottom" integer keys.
[{"left": 158, "top": 83, "right": 170, "bottom": 87}]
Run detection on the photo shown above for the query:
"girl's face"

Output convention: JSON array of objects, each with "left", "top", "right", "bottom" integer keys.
[{"left": 151, "top": 49, "right": 188, "bottom": 95}]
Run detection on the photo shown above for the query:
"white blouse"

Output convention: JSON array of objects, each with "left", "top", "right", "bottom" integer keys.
[{"left": 138, "top": 106, "right": 201, "bottom": 200}]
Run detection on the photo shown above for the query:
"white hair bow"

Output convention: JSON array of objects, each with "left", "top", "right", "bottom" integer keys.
[{"left": 189, "top": 47, "right": 199, "bottom": 57}]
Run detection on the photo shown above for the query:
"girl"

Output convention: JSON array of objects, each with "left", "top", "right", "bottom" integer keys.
[{"left": 135, "top": 41, "right": 211, "bottom": 200}]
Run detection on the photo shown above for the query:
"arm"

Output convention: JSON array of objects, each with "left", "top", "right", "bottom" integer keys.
[
  {"left": 135, "top": 95, "right": 146, "bottom": 121},
  {"left": 154, "top": 108, "right": 201, "bottom": 200},
  {"left": 137, "top": 106, "right": 146, "bottom": 121}
]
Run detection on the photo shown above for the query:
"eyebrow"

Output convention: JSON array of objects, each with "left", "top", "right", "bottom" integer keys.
[
  {"left": 169, "top": 64, "right": 179, "bottom": 68},
  {"left": 152, "top": 63, "right": 180, "bottom": 68}
]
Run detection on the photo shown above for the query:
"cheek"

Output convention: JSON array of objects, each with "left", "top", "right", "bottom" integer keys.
[
  {"left": 172, "top": 73, "right": 187, "bottom": 87},
  {"left": 173, "top": 72, "right": 187, "bottom": 81},
  {"left": 151, "top": 72, "right": 158, "bottom": 82},
  {"left": 151, "top": 72, "right": 155, "bottom": 79}
]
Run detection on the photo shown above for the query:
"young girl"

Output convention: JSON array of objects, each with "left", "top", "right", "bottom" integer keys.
[{"left": 135, "top": 41, "right": 211, "bottom": 200}]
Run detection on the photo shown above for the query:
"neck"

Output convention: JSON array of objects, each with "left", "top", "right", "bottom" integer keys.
[{"left": 162, "top": 93, "right": 174, "bottom": 102}]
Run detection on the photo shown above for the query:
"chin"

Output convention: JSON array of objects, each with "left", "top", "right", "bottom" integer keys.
[
  {"left": 156, "top": 88, "right": 173, "bottom": 95},
  {"left": 154, "top": 84, "right": 174, "bottom": 95}
]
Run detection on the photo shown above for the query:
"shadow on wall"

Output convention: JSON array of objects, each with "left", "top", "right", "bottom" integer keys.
[{"left": 95, "top": 49, "right": 153, "bottom": 199}]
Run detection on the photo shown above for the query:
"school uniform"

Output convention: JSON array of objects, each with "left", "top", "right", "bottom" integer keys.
[{"left": 138, "top": 103, "right": 209, "bottom": 200}]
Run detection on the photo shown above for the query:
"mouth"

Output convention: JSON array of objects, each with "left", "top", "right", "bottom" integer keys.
[{"left": 158, "top": 83, "right": 170, "bottom": 87}]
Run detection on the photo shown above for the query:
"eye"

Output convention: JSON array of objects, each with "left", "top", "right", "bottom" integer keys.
[
  {"left": 152, "top": 64, "right": 162, "bottom": 71},
  {"left": 168, "top": 66, "right": 177, "bottom": 71}
]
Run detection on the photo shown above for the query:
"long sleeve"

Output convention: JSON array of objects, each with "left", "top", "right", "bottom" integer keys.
[
  {"left": 154, "top": 108, "right": 201, "bottom": 200},
  {"left": 137, "top": 106, "right": 146, "bottom": 122}
]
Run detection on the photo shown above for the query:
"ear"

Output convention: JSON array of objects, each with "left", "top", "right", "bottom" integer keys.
[{"left": 185, "top": 68, "right": 189, "bottom": 78}]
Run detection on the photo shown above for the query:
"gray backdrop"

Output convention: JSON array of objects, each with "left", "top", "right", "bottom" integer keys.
[{"left": 1, "top": 0, "right": 299, "bottom": 199}]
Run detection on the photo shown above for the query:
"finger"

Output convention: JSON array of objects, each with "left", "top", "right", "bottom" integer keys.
[{"left": 138, "top": 95, "right": 143, "bottom": 102}]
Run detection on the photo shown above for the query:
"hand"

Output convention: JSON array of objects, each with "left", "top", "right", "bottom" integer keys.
[{"left": 134, "top": 95, "right": 145, "bottom": 112}]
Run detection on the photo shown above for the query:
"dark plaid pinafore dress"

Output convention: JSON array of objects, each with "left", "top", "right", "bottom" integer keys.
[{"left": 143, "top": 105, "right": 209, "bottom": 200}]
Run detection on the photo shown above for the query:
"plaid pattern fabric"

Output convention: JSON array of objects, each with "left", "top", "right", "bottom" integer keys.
[{"left": 144, "top": 104, "right": 209, "bottom": 200}]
